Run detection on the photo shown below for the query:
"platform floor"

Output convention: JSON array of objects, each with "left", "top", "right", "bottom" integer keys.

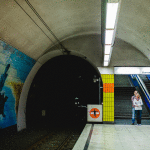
[
  {"left": 73, "top": 124, "right": 150, "bottom": 150},
  {"left": 114, "top": 119, "right": 150, "bottom": 125},
  {"left": 1, "top": 120, "right": 150, "bottom": 149}
]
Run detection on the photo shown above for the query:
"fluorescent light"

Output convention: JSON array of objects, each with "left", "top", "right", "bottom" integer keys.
[
  {"left": 105, "top": 30, "right": 114, "bottom": 44},
  {"left": 103, "top": 1, "right": 120, "bottom": 67},
  {"left": 104, "top": 55, "right": 109, "bottom": 61},
  {"left": 104, "top": 45, "right": 111, "bottom": 54},
  {"left": 106, "top": 3, "right": 119, "bottom": 29},
  {"left": 104, "top": 62, "right": 109, "bottom": 66}
]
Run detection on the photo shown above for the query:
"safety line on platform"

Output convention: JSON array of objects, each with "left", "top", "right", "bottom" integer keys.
[{"left": 83, "top": 124, "right": 94, "bottom": 150}]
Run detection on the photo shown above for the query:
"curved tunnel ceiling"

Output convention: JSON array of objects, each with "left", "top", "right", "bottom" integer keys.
[{"left": 0, "top": 0, "right": 150, "bottom": 66}]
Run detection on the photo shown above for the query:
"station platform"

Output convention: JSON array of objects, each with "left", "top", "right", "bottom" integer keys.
[{"left": 73, "top": 124, "right": 150, "bottom": 150}]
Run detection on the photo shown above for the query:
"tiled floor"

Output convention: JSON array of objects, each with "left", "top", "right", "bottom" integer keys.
[
  {"left": 74, "top": 123, "right": 150, "bottom": 150},
  {"left": 88, "top": 124, "right": 150, "bottom": 150}
]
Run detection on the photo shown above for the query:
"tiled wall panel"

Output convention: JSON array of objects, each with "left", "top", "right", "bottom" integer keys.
[{"left": 101, "top": 74, "right": 114, "bottom": 122}]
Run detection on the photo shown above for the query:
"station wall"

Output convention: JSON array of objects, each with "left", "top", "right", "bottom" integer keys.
[{"left": 0, "top": 40, "right": 36, "bottom": 129}]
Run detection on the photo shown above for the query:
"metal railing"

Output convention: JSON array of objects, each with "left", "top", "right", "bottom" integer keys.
[{"left": 131, "top": 75, "right": 150, "bottom": 104}]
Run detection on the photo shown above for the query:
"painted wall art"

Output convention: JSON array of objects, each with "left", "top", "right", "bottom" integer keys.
[{"left": 0, "top": 40, "right": 36, "bottom": 129}]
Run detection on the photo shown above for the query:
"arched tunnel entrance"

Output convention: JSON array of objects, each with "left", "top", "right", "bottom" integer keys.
[{"left": 26, "top": 55, "right": 102, "bottom": 128}]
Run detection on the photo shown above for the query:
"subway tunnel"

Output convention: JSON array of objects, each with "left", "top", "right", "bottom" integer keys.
[{"left": 26, "top": 55, "right": 102, "bottom": 128}]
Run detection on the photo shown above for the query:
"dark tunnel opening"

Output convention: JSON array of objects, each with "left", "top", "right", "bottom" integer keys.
[{"left": 26, "top": 55, "right": 102, "bottom": 128}]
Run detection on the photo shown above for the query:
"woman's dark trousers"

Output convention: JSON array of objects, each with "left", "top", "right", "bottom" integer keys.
[{"left": 135, "top": 110, "right": 142, "bottom": 124}]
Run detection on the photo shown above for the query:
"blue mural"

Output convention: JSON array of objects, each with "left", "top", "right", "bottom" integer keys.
[{"left": 0, "top": 40, "right": 36, "bottom": 129}]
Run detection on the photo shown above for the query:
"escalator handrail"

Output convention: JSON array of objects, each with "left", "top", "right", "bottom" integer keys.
[{"left": 131, "top": 75, "right": 150, "bottom": 104}]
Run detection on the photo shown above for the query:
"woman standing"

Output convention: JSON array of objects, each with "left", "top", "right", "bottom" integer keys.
[
  {"left": 133, "top": 93, "right": 143, "bottom": 126},
  {"left": 131, "top": 90, "right": 138, "bottom": 125}
]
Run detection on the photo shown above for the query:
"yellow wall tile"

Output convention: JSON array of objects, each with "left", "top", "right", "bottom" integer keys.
[
  {"left": 103, "top": 107, "right": 106, "bottom": 112},
  {"left": 104, "top": 98, "right": 108, "bottom": 102},
  {"left": 109, "top": 108, "right": 112, "bottom": 112},
  {"left": 111, "top": 102, "right": 114, "bottom": 107},
  {"left": 103, "top": 74, "right": 106, "bottom": 78},
  {"left": 110, "top": 79, "right": 113, "bottom": 83},
  {"left": 101, "top": 74, "right": 114, "bottom": 122},
  {"left": 103, "top": 97, "right": 106, "bottom": 101},
  {"left": 106, "top": 107, "right": 109, "bottom": 112},
  {"left": 110, "top": 97, "right": 113, "bottom": 101},
  {"left": 104, "top": 97, "right": 107, "bottom": 102},
  {"left": 109, "top": 102, "right": 112, "bottom": 107},
  {"left": 107, "top": 93, "right": 109, "bottom": 97},
  {"left": 110, "top": 93, "right": 113, "bottom": 97},
  {"left": 102, "top": 79, "right": 105, "bottom": 83},
  {"left": 103, "top": 93, "right": 105, "bottom": 97},
  {"left": 112, "top": 111, "right": 114, "bottom": 116},
  {"left": 103, "top": 92, "right": 106, "bottom": 97},
  {"left": 112, "top": 107, "right": 114, "bottom": 112},
  {"left": 111, "top": 93, "right": 114, "bottom": 98}
]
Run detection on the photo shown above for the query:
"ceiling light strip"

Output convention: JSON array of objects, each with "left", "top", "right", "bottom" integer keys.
[
  {"left": 106, "top": 3, "right": 119, "bottom": 29},
  {"left": 103, "top": 1, "right": 120, "bottom": 66}
]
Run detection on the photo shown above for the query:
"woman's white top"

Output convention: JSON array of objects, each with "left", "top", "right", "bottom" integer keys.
[{"left": 133, "top": 98, "right": 143, "bottom": 110}]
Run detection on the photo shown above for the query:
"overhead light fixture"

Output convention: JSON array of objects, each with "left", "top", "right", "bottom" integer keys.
[
  {"left": 104, "top": 55, "right": 110, "bottom": 61},
  {"left": 103, "top": 0, "right": 121, "bottom": 66},
  {"left": 106, "top": 3, "right": 119, "bottom": 29},
  {"left": 105, "top": 30, "right": 114, "bottom": 45},
  {"left": 104, "top": 45, "right": 112, "bottom": 54},
  {"left": 104, "top": 62, "right": 109, "bottom": 66}
]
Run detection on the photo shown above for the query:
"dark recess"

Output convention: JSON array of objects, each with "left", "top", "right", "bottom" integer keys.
[{"left": 26, "top": 55, "right": 102, "bottom": 128}]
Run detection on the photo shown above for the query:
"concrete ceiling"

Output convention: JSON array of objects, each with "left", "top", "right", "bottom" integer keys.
[{"left": 0, "top": 0, "right": 150, "bottom": 67}]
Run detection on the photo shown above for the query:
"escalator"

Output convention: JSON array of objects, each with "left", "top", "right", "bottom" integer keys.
[{"left": 139, "top": 75, "right": 150, "bottom": 94}]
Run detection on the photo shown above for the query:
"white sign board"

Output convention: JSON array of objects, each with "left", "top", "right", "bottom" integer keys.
[
  {"left": 114, "top": 67, "right": 150, "bottom": 74},
  {"left": 87, "top": 105, "right": 102, "bottom": 122}
]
